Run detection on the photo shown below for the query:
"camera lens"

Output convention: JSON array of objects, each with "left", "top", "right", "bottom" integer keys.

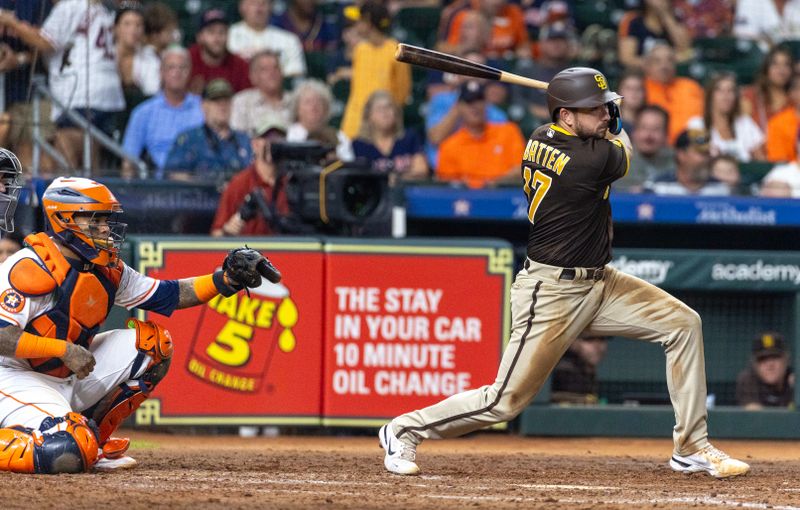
[{"left": 342, "top": 176, "right": 381, "bottom": 218}]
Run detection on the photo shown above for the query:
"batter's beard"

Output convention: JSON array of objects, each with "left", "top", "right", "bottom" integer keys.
[{"left": 575, "top": 123, "right": 608, "bottom": 140}]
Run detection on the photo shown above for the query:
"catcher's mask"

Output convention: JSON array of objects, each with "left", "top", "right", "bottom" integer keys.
[
  {"left": 0, "top": 148, "right": 23, "bottom": 233},
  {"left": 42, "top": 177, "right": 127, "bottom": 267}
]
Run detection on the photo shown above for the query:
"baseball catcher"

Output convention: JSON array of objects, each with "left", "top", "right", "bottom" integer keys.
[
  {"left": 0, "top": 177, "right": 279, "bottom": 473},
  {"left": 379, "top": 67, "right": 750, "bottom": 479}
]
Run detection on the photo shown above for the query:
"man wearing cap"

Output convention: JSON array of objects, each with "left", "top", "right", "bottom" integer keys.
[
  {"left": 189, "top": 8, "right": 251, "bottom": 95},
  {"left": 122, "top": 46, "right": 204, "bottom": 178},
  {"left": 164, "top": 78, "right": 253, "bottom": 183},
  {"left": 380, "top": 66, "right": 750, "bottom": 479},
  {"left": 736, "top": 332, "right": 795, "bottom": 409},
  {"left": 211, "top": 120, "right": 290, "bottom": 237},
  {"left": 551, "top": 335, "right": 609, "bottom": 405},
  {"left": 426, "top": 50, "right": 509, "bottom": 170},
  {"left": 645, "top": 128, "right": 730, "bottom": 195},
  {"left": 513, "top": 20, "right": 579, "bottom": 124},
  {"left": 437, "top": 80, "right": 526, "bottom": 188},
  {"left": 228, "top": 0, "right": 306, "bottom": 78}
]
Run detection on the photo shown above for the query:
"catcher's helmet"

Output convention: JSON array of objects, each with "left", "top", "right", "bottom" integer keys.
[
  {"left": 0, "top": 148, "right": 23, "bottom": 233},
  {"left": 547, "top": 67, "right": 622, "bottom": 120},
  {"left": 42, "top": 177, "right": 127, "bottom": 267}
]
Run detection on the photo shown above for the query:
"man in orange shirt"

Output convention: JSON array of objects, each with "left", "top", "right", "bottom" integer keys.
[
  {"left": 445, "top": 0, "right": 530, "bottom": 58},
  {"left": 766, "top": 74, "right": 800, "bottom": 163},
  {"left": 643, "top": 43, "right": 704, "bottom": 145},
  {"left": 438, "top": 81, "right": 526, "bottom": 188}
]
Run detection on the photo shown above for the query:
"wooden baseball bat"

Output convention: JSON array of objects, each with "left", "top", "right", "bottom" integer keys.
[{"left": 395, "top": 43, "right": 548, "bottom": 90}]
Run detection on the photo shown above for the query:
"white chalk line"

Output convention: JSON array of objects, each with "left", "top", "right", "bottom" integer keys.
[
  {"left": 510, "top": 483, "right": 620, "bottom": 490},
  {"left": 239, "top": 487, "right": 800, "bottom": 510},
  {"left": 242, "top": 477, "right": 800, "bottom": 509},
  {"left": 118, "top": 474, "right": 800, "bottom": 509}
]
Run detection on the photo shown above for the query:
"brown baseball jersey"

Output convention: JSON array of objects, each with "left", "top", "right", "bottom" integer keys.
[{"left": 523, "top": 123, "right": 629, "bottom": 268}]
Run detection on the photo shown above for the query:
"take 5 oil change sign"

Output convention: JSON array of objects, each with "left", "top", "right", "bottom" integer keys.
[
  {"left": 321, "top": 240, "right": 512, "bottom": 425},
  {"left": 136, "top": 239, "right": 325, "bottom": 426}
]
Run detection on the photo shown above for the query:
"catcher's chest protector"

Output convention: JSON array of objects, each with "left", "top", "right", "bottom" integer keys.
[{"left": 15, "top": 233, "right": 121, "bottom": 377}]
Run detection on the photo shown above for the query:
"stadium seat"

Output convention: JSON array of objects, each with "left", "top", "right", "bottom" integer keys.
[
  {"left": 780, "top": 40, "right": 800, "bottom": 60},
  {"left": 691, "top": 37, "right": 765, "bottom": 84},
  {"left": 738, "top": 160, "right": 774, "bottom": 186},
  {"left": 160, "top": 0, "right": 239, "bottom": 46},
  {"left": 403, "top": 100, "right": 425, "bottom": 133},
  {"left": 305, "top": 51, "right": 329, "bottom": 81},
  {"left": 391, "top": 6, "right": 442, "bottom": 47},
  {"left": 331, "top": 79, "right": 350, "bottom": 104},
  {"left": 573, "top": 0, "right": 625, "bottom": 30},
  {"left": 329, "top": 79, "right": 350, "bottom": 129}
]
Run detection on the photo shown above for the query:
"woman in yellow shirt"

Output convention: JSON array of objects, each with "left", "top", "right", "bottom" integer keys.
[{"left": 340, "top": 1, "right": 411, "bottom": 139}]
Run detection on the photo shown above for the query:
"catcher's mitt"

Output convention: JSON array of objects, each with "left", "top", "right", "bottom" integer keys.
[{"left": 223, "top": 247, "right": 282, "bottom": 288}]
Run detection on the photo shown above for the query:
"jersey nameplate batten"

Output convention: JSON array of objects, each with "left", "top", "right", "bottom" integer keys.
[{"left": 522, "top": 139, "right": 571, "bottom": 175}]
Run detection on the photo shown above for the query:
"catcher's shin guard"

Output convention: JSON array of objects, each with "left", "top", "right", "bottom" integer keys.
[
  {"left": 0, "top": 412, "right": 99, "bottom": 473},
  {"left": 85, "top": 319, "right": 173, "bottom": 444}
]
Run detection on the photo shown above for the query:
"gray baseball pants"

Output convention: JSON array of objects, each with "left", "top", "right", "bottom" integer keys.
[{"left": 391, "top": 260, "right": 710, "bottom": 457}]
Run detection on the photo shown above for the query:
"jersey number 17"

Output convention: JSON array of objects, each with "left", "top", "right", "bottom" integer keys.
[{"left": 522, "top": 166, "right": 552, "bottom": 224}]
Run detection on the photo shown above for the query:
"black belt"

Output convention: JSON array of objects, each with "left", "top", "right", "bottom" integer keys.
[
  {"left": 560, "top": 267, "right": 605, "bottom": 281},
  {"left": 523, "top": 258, "right": 605, "bottom": 281}
]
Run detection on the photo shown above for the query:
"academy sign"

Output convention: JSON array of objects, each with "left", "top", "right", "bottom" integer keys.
[{"left": 610, "top": 255, "right": 674, "bottom": 285}]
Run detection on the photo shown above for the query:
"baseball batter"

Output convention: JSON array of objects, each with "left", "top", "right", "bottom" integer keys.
[
  {"left": 380, "top": 67, "right": 750, "bottom": 479},
  {"left": 0, "top": 177, "right": 280, "bottom": 474}
]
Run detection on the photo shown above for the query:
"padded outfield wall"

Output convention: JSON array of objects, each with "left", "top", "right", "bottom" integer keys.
[
  {"left": 107, "top": 238, "right": 800, "bottom": 438},
  {"left": 522, "top": 248, "right": 800, "bottom": 439}
]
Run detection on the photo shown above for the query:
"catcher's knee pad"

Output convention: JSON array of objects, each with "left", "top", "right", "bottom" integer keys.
[
  {"left": 128, "top": 318, "right": 174, "bottom": 367},
  {"left": 0, "top": 412, "right": 99, "bottom": 474},
  {"left": 86, "top": 320, "right": 173, "bottom": 444}
]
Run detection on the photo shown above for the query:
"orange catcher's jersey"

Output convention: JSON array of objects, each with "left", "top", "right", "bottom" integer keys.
[{"left": 0, "top": 235, "right": 172, "bottom": 377}]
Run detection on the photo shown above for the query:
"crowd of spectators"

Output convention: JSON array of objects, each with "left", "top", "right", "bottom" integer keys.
[{"left": 3, "top": 0, "right": 800, "bottom": 203}]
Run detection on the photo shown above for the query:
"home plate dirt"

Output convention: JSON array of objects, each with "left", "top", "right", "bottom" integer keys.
[{"left": 4, "top": 431, "right": 799, "bottom": 509}]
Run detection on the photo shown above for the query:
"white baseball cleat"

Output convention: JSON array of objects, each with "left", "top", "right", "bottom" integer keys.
[
  {"left": 670, "top": 445, "right": 750, "bottom": 478},
  {"left": 378, "top": 424, "right": 420, "bottom": 475},
  {"left": 94, "top": 454, "right": 138, "bottom": 471}
]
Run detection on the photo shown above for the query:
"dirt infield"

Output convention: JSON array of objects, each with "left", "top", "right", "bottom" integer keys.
[{"left": 4, "top": 430, "right": 800, "bottom": 509}]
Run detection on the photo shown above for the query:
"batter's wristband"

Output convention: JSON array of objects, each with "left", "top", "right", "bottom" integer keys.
[
  {"left": 212, "top": 270, "right": 242, "bottom": 298},
  {"left": 15, "top": 332, "right": 67, "bottom": 359}
]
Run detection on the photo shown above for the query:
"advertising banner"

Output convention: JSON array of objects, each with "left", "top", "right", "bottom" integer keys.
[
  {"left": 611, "top": 249, "right": 800, "bottom": 291},
  {"left": 321, "top": 240, "right": 513, "bottom": 426},
  {"left": 134, "top": 238, "right": 325, "bottom": 426},
  {"left": 405, "top": 185, "right": 800, "bottom": 226}
]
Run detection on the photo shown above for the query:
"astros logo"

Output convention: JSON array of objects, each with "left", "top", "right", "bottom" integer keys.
[
  {"left": 0, "top": 289, "right": 25, "bottom": 313},
  {"left": 594, "top": 74, "right": 608, "bottom": 90}
]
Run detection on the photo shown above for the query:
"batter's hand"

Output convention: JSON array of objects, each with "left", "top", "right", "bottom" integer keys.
[{"left": 61, "top": 343, "right": 95, "bottom": 379}]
